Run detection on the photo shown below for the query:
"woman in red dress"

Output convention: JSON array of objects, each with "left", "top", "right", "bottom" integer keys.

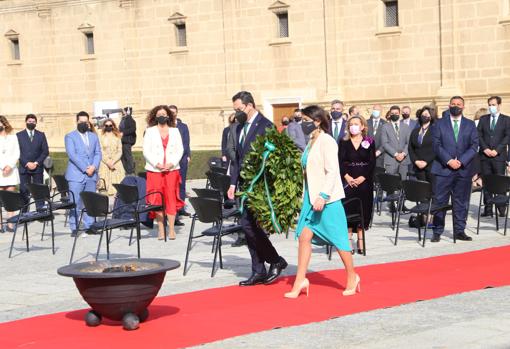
[{"left": 143, "top": 105, "right": 184, "bottom": 240}]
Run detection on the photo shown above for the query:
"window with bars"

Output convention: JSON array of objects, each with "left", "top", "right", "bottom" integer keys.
[
  {"left": 10, "top": 38, "right": 20, "bottom": 60},
  {"left": 85, "top": 32, "right": 95, "bottom": 54},
  {"left": 277, "top": 12, "right": 289, "bottom": 38},
  {"left": 384, "top": 1, "right": 399, "bottom": 27},
  {"left": 176, "top": 23, "right": 187, "bottom": 47}
]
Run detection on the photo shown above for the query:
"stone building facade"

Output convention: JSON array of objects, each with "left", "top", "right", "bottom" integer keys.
[{"left": 1, "top": 0, "right": 509, "bottom": 151}]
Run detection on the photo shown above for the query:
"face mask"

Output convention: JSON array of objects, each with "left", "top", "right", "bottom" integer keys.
[
  {"left": 157, "top": 115, "right": 169, "bottom": 125},
  {"left": 104, "top": 126, "right": 113, "bottom": 132},
  {"left": 489, "top": 106, "right": 498, "bottom": 115},
  {"left": 449, "top": 106, "right": 463, "bottom": 117},
  {"left": 402, "top": 113, "right": 410, "bottom": 119},
  {"left": 235, "top": 110, "right": 248, "bottom": 125},
  {"left": 26, "top": 123, "right": 36, "bottom": 131},
  {"left": 420, "top": 115, "right": 431, "bottom": 124},
  {"left": 390, "top": 114, "right": 400, "bottom": 122},
  {"left": 77, "top": 123, "right": 89, "bottom": 133},
  {"left": 301, "top": 121, "right": 317, "bottom": 135},
  {"left": 372, "top": 110, "right": 381, "bottom": 118},
  {"left": 331, "top": 111, "right": 342, "bottom": 121},
  {"left": 294, "top": 116, "right": 302, "bottom": 123},
  {"left": 282, "top": 120, "right": 289, "bottom": 126},
  {"left": 349, "top": 124, "right": 361, "bottom": 135}
]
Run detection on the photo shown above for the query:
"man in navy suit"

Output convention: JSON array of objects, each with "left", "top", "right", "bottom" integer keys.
[
  {"left": 17, "top": 114, "right": 49, "bottom": 211},
  {"left": 431, "top": 96, "right": 479, "bottom": 242},
  {"left": 328, "top": 99, "right": 347, "bottom": 144},
  {"left": 65, "top": 111, "right": 102, "bottom": 237},
  {"left": 227, "top": 91, "right": 287, "bottom": 286},
  {"left": 169, "top": 105, "right": 191, "bottom": 222}
]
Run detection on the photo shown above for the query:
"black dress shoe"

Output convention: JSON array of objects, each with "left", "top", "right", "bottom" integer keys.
[
  {"left": 455, "top": 232, "right": 473, "bottom": 241},
  {"left": 178, "top": 209, "right": 191, "bottom": 217},
  {"left": 174, "top": 220, "right": 185, "bottom": 227},
  {"left": 71, "top": 230, "right": 78, "bottom": 238},
  {"left": 231, "top": 237, "right": 247, "bottom": 247},
  {"left": 239, "top": 273, "right": 267, "bottom": 286},
  {"left": 431, "top": 233, "right": 441, "bottom": 242},
  {"left": 86, "top": 228, "right": 99, "bottom": 235},
  {"left": 264, "top": 257, "right": 288, "bottom": 285}
]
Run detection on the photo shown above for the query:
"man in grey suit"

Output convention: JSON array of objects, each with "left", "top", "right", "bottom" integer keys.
[
  {"left": 381, "top": 105, "right": 411, "bottom": 179},
  {"left": 367, "top": 104, "right": 386, "bottom": 167},
  {"left": 285, "top": 108, "right": 306, "bottom": 151}
]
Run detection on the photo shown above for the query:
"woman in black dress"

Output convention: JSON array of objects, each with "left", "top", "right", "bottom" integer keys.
[
  {"left": 339, "top": 115, "right": 376, "bottom": 254},
  {"left": 408, "top": 106, "right": 436, "bottom": 187}
]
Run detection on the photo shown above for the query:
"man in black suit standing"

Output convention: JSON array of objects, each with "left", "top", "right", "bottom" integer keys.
[
  {"left": 328, "top": 99, "right": 347, "bottom": 144},
  {"left": 367, "top": 104, "right": 386, "bottom": 167},
  {"left": 478, "top": 96, "right": 510, "bottom": 217},
  {"left": 119, "top": 107, "right": 137, "bottom": 175},
  {"left": 227, "top": 91, "right": 287, "bottom": 286},
  {"left": 17, "top": 114, "right": 49, "bottom": 211}
]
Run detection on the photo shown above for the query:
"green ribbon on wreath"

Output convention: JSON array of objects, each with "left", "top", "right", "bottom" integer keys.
[{"left": 239, "top": 141, "right": 283, "bottom": 234}]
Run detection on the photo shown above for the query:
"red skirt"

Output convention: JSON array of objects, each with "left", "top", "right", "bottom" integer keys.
[{"left": 146, "top": 170, "right": 184, "bottom": 216}]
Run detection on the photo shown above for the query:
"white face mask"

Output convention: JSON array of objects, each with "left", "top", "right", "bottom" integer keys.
[
  {"left": 349, "top": 124, "right": 361, "bottom": 135},
  {"left": 489, "top": 105, "right": 498, "bottom": 115}
]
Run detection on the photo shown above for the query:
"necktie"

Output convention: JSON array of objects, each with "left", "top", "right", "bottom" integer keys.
[
  {"left": 333, "top": 122, "right": 339, "bottom": 140},
  {"left": 239, "top": 123, "right": 249, "bottom": 147},
  {"left": 394, "top": 123, "right": 399, "bottom": 139},
  {"left": 418, "top": 128, "right": 426, "bottom": 145},
  {"left": 373, "top": 120, "right": 378, "bottom": 135},
  {"left": 82, "top": 133, "right": 89, "bottom": 149},
  {"left": 29, "top": 131, "right": 33, "bottom": 142},
  {"left": 453, "top": 120, "right": 459, "bottom": 142},
  {"left": 491, "top": 116, "right": 496, "bottom": 131}
]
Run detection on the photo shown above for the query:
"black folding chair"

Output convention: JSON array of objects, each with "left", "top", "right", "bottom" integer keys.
[
  {"left": 371, "top": 166, "right": 386, "bottom": 227},
  {"left": 328, "top": 197, "right": 366, "bottom": 259},
  {"left": 69, "top": 192, "right": 138, "bottom": 263},
  {"left": 1, "top": 191, "right": 55, "bottom": 258},
  {"left": 112, "top": 183, "right": 167, "bottom": 246},
  {"left": 183, "top": 197, "right": 243, "bottom": 277},
  {"left": 476, "top": 174, "right": 510, "bottom": 235},
  {"left": 376, "top": 173, "right": 403, "bottom": 229},
  {"left": 395, "top": 180, "right": 452, "bottom": 247}
]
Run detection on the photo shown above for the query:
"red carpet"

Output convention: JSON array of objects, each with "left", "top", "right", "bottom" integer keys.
[{"left": 1, "top": 246, "right": 510, "bottom": 349}]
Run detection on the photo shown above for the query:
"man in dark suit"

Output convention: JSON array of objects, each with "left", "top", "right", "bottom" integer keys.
[
  {"left": 400, "top": 106, "right": 418, "bottom": 130},
  {"left": 328, "top": 99, "right": 347, "bottom": 144},
  {"left": 119, "top": 107, "right": 137, "bottom": 175},
  {"left": 367, "top": 104, "right": 386, "bottom": 167},
  {"left": 17, "top": 114, "right": 49, "bottom": 211},
  {"left": 431, "top": 96, "right": 479, "bottom": 242},
  {"left": 227, "top": 91, "right": 287, "bottom": 286},
  {"left": 478, "top": 96, "right": 509, "bottom": 217},
  {"left": 169, "top": 105, "right": 191, "bottom": 220}
]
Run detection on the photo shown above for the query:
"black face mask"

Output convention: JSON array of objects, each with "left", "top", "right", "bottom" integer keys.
[
  {"left": 282, "top": 120, "right": 289, "bottom": 126},
  {"left": 26, "top": 123, "right": 36, "bottom": 131},
  {"left": 294, "top": 117, "right": 302, "bottom": 123},
  {"left": 402, "top": 113, "right": 410, "bottom": 119},
  {"left": 235, "top": 110, "right": 248, "bottom": 125},
  {"left": 449, "top": 106, "right": 463, "bottom": 117},
  {"left": 104, "top": 126, "right": 113, "bottom": 132},
  {"left": 390, "top": 114, "right": 400, "bottom": 122},
  {"left": 331, "top": 111, "right": 342, "bottom": 121},
  {"left": 420, "top": 115, "right": 431, "bottom": 124},
  {"left": 157, "top": 116, "right": 169, "bottom": 125},
  {"left": 77, "top": 123, "right": 89, "bottom": 133},
  {"left": 301, "top": 121, "right": 317, "bottom": 135}
]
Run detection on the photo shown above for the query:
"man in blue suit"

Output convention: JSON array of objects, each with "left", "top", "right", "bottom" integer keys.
[
  {"left": 227, "top": 91, "right": 287, "bottom": 286},
  {"left": 65, "top": 111, "right": 102, "bottom": 237},
  {"left": 17, "top": 114, "right": 49, "bottom": 211},
  {"left": 431, "top": 96, "right": 479, "bottom": 242}
]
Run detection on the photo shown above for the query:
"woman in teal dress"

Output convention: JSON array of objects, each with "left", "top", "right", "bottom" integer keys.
[{"left": 284, "top": 105, "right": 360, "bottom": 298}]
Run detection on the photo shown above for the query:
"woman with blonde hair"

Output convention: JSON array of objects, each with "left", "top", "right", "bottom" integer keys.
[
  {"left": 98, "top": 119, "right": 124, "bottom": 195},
  {"left": 0, "top": 115, "right": 20, "bottom": 232}
]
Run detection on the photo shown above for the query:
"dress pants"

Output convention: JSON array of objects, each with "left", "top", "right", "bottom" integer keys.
[
  {"left": 178, "top": 159, "right": 188, "bottom": 202},
  {"left": 240, "top": 209, "right": 280, "bottom": 275},
  {"left": 433, "top": 173, "right": 471, "bottom": 235},
  {"left": 414, "top": 167, "right": 436, "bottom": 195},
  {"left": 68, "top": 178, "right": 97, "bottom": 232},
  {"left": 480, "top": 159, "right": 506, "bottom": 212},
  {"left": 20, "top": 172, "right": 44, "bottom": 211},
  {"left": 121, "top": 143, "right": 135, "bottom": 175}
]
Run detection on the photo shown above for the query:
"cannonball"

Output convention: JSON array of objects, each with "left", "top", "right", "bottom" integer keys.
[
  {"left": 85, "top": 310, "right": 102, "bottom": 327},
  {"left": 122, "top": 313, "right": 140, "bottom": 331}
]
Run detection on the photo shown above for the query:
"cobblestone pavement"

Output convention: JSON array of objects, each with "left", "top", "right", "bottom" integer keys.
[{"left": 1, "top": 180, "right": 509, "bottom": 348}]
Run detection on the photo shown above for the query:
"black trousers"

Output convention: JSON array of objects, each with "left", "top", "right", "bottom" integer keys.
[
  {"left": 481, "top": 159, "right": 506, "bottom": 212},
  {"left": 240, "top": 209, "right": 280, "bottom": 275},
  {"left": 20, "top": 172, "right": 44, "bottom": 211},
  {"left": 179, "top": 160, "right": 188, "bottom": 203},
  {"left": 121, "top": 143, "right": 135, "bottom": 175},
  {"left": 414, "top": 167, "right": 436, "bottom": 196}
]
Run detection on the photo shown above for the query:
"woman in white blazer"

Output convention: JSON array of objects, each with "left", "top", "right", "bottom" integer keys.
[
  {"left": 0, "top": 115, "right": 20, "bottom": 231},
  {"left": 284, "top": 106, "right": 359, "bottom": 299},
  {"left": 143, "top": 105, "right": 184, "bottom": 240}
]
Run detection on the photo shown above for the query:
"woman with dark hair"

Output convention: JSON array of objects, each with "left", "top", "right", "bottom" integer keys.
[
  {"left": 408, "top": 106, "right": 436, "bottom": 186},
  {"left": 285, "top": 105, "right": 359, "bottom": 299},
  {"left": 143, "top": 105, "right": 184, "bottom": 240},
  {"left": 339, "top": 115, "right": 376, "bottom": 254},
  {"left": 98, "top": 119, "right": 124, "bottom": 195},
  {"left": 0, "top": 115, "right": 20, "bottom": 231}
]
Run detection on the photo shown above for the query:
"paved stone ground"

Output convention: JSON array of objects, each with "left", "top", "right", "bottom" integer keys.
[{"left": 1, "top": 180, "right": 509, "bottom": 348}]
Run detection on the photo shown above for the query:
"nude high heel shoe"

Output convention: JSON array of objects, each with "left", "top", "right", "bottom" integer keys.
[
  {"left": 342, "top": 274, "right": 361, "bottom": 296},
  {"left": 284, "top": 278, "right": 310, "bottom": 298}
]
